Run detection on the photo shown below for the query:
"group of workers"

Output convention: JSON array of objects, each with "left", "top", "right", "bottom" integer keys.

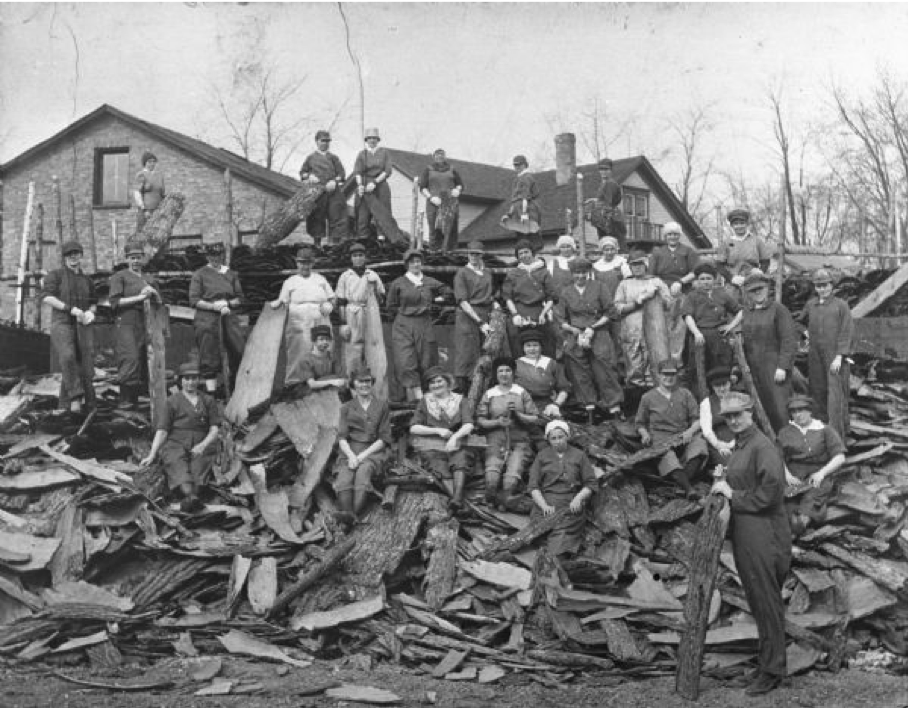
[{"left": 38, "top": 128, "right": 859, "bottom": 696}]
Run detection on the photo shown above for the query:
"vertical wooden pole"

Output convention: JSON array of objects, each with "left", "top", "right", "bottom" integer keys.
[
  {"left": 224, "top": 168, "right": 237, "bottom": 248},
  {"left": 111, "top": 218, "right": 119, "bottom": 269},
  {"left": 34, "top": 204, "right": 45, "bottom": 330},
  {"left": 68, "top": 193, "right": 77, "bottom": 241},
  {"left": 411, "top": 177, "right": 420, "bottom": 250},
  {"left": 86, "top": 206, "right": 98, "bottom": 273},
  {"left": 53, "top": 176, "right": 64, "bottom": 255},
  {"left": 576, "top": 172, "right": 586, "bottom": 259},
  {"left": 16, "top": 182, "right": 35, "bottom": 325},
  {"left": 896, "top": 195, "right": 903, "bottom": 267}
]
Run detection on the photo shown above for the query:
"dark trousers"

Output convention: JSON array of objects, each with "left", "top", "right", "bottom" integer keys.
[
  {"left": 195, "top": 312, "right": 246, "bottom": 383},
  {"left": 355, "top": 182, "right": 392, "bottom": 239},
  {"left": 426, "top": 201, "right": 459, "bottom": 252},
  {"left": 563, "top": 332, "right": 623, "bottom": 409},
  {"left": 51, "top": 321, "right": 96, "bottom": 407},
  {"left": 115, "top": 309, "right": 148, "bottom": 390},
  {"left": 307, "top": 189, "right": 349, "bottom": 245},
  {"left": 808, "top": 348, "right": 850, "bottom": 441}
]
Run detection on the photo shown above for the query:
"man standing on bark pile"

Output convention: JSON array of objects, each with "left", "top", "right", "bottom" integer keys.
[
  {"left": 299, "top": 130, "right": 348, "bottom": 245},
  {"left": 420, "top": 148, "right": 464, "bottom": 252}
]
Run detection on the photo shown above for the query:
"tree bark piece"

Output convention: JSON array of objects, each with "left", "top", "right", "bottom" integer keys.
[
  {"left": 225, "top": 305, "right": 286, "bottom": 425},
  {"left": 820, "top": 543, "right": 908, "bottom": 597},
  {"left": 643, "top": 296, "right": 670, "bottom": 374},
  {"left": 525, "top": 649, "right": 614, "bottom": 670},
  {"left": 144, "top": 300, "right": 169, "bottom": 429},
  {"left": 616, "top": 431, "right": 687, "bottom": 473},
  {"left": 481, "top": 507, "right": 572, "bottom": 561},
  {"left": 137, "top": 193, "right": 186, "bottom": 259},
  {"left": 675, "top": 495, "right": 729, "bottom": 700},
  {"left": 363, "top": 192, "right": 409, "bottom": 246},
  {"left": 255, "top": 183, "right": 324, "bottom": 248},
  {"left": 267, "top": 537, "right": 355, "bottom": 619},
  {"left": 466, "top": 308, "right": 509, "bottom": 416},
  {"left": 424, "top": 517, "right": 459, "bottom": 610}
]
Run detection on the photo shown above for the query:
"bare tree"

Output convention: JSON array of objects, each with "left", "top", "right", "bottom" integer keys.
[
  {"left": 543, "top": 95, "right": 638, "bottom": 165},
  {"left": 768, "top": 85, "right": 802, "bottom": 245},
  {"left": 664, "top": 105, "right": 717, "bottom": 223}
]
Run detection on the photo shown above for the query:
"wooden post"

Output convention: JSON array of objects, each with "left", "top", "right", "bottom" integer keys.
[
  {"left": 675, "top": 495, "right": 729, "bottom": 700},
  {"left": 224, "top": 168, "right": 237, "bottom": 249},
  {"left": 68, "top": 193, "right": 77, "bottom": 242},
  {"left": 576, "top": 172, "right": 586, "bottom": 259},
  {"left": 53, "top": 176, "right": 64, "bottom": 246},
  {"left": 86, "top": 204, "right": 98, "bottom": 273},
  {"left": 15, "top": 182, "right": 35, "bottom": 325},
  {"left": 411, "top": 177, "right": 420, "bottom": 249},
  {"left": 693, "top": 342, "right": 708, "bottom": 402},
  {"left": 34, "top": 203, "right": 45, "bottom": 330},
  {"left": 111, "top": 218, "right": 119, "bottom": 269},
  {"left": 858, "top": 209, "right": 866, "bottom": 270}
]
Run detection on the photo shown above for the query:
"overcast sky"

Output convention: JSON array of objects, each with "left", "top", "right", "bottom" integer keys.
[{"left": 2, "top": 2, "right": 907, "bottom": 208}]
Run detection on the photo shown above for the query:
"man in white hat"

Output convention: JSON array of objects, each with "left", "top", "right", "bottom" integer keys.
[{"left": 353, "top": 128, "right": 393, "bottom": 239}]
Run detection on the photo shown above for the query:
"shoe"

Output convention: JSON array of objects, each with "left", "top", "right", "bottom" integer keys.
[
  {"left": 334, "top": 510, "right": 356, "bottom": 529},
  {"left": 730, "top": 667, "right": 760, "bottom": 687},
  {"left": 745, "top": 673, "right": 781, "bottom": 696}
]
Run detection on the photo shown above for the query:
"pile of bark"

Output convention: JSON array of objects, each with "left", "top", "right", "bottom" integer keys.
[{"left": 0, "top": 358, "right": 906, "bottom": 695}]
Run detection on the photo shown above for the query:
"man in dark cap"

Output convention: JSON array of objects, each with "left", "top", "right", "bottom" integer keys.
[
  {"left": 719, "top": 208, "right": 774, "bottom": 286},
  {"left": 635, "top": 358, "right": 708, "bottom": 497},
  {"left": 420, "top": 148, "right": 464, "bottom": 252},
  {"left": 133, "top": 151, "right": 166, "bottom": 235},
  {"left": 188, "top": 242, "right": 246, "bottom": 396},
  {"left": 711, "top": 391, "right": 791, "bottom": 696},
  {"left": 453, "top": 240, "right": 497, "bottom": 392},
  {"left": 299, "top": 130, "right": 348, "bottom": 245},
  {"left": 589, "top": 158, "right": 627, "bottom": 248},
  {"left": 41, "top": 241, "right": 98, "bottom": 413},
  {"left": 297, "top": 324, "right": 347, "bottom": 397},
  {"left": 554, "top": 257, "right": 624, "bottom": 417},
  {"left": 336, "top": 242, "right": 386, "bottom": 387},
  {"left": 681, "top": 262, "right": 742, "bottom": 376},
  {"left": 502, "top": 155, "right": 542, "bottom": 251}
]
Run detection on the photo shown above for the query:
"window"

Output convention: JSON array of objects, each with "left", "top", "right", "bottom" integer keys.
[
  {"left": 93, "top": 148, "right": 130, "bottom": 207},
  {"left": 623, "top": 190, "right": 649, "bottom": 219}
]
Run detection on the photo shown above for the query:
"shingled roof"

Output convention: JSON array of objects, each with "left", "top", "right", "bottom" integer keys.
[
  {"left": 0, "top": 104, "right": 302, "bottom": 196},
  {"left": 459, "top": 156, "right": 710, "bottom": 249}
]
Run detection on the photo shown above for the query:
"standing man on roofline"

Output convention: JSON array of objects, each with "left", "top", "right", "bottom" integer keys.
[
  {"left": 354, "top": 128, "right": 393, "bottom": 240},
  {"left": 420, "top": 148, "right": 464, "bottom": 252},
  {"left": 299, "top": 130, "right": 348, "bottom": 246}
]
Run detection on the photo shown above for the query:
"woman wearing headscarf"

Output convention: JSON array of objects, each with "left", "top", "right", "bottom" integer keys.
[
  {"left": 591, "top": 236, "right": 631, "bottom": 298},
  {"left": 528, "top": 420, "right": 597, "bottom": 556},
  {"left": 386, "top": 249, "right": 450, "bottom": 402},
  {"left": 410, "top": 367, "right": 475, "bottom": 511},
  {"left": 503, "top": 239, "right": 556, "bottom": 358},
  {"left": 133, "top": 151, "right": 166, "bottom": 235},
  {"left": 109, "top": 242, "right": 161, "bottom": 409},
  {"left": 476, "top": 357, "right": 539, "bottom": 508},
  {"left": 548, "top": 234, "right": 579, "bottom": 295},
  {"left": 140, "top": 360, "right": 221, "bottom": 512},
  {"left": 271, "top": 245, "right": 335, "bottom": 386}
]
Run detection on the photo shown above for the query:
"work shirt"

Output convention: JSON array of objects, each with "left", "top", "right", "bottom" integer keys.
[
  {"left": 528, "top": 445, "right": 596, "bottom": 495},
  {"left": 636, "top": 386, "right": 699, "bottom": 441},
  {"left": 515, "top": 356, "right": 571, "bottom": 407},
  {"left": 503, "top": 260, "right": 554, "bottom": 308},
  {"left": 41, "top": 266, "right": 97, "bottom": 326},
  {"left": 777, "top": 420, "right": 845, "bottom": 479},
  {"left": 418, "top": 162, "right": 463, "bottom": 196},
  {"left": 510, "top": 171, "right": 540, "bottom": 209},
  {"left": 299, "top": 349, "right": 344, "bottom": 384},
  {"left": 649, "top": 244, "right": 699, "bottom": 286},
  {"left": 726, "top": 425, "right": 787, "bottom": 516},
  {"left": 453, "top": 265, "right": 494, "bottom": 307},
  {"left": 554, "top": 280, "right": 616, "bottom": 330},
  {"left": 339, "top": 396, "right": 392, "bottom": 447},
  {"left": 680, "top": 288, "right": 740, "bottom": 329},
  {"left": 189, "top": 266, "right": 244, "bottom": 308},
  {"left": 476, "top": 383, "right": 537, "bottom": 446},
  {"left": 801, "top": 296, "right": 853, "bottom": 358},
  {"left": 721, "top": 234, "right": 774, "bottom": 277},
  {"left": 548, "top": 256, "right": 576, "bottom": 294},
  {"left": 299, "top": 150, "right": 346, "bottom": 184},
  {"left": 158, "top": 389, "right": 220, "bottom": 434},
  {"left": 108, "top": 269, "right": 159, "bottom": 313},
  {"left": 134, "top": 168, "right": 166, "bottom": 211},
  {"left": 597, "top": 178, "right": 623, "bottom": 208},
  {"left": 387, "top": 275, "right": 447, "bottom": 317},
  {"left": 277, "top": 273, "right": 334, "bottom": 307},
  {"left": 354, "top": 147, "right": 393, "bottom": 182}
]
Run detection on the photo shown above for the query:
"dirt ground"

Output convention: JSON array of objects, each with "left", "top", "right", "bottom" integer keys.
[{"left": 1, "top": 658, "right": 906, "bottom": 708}]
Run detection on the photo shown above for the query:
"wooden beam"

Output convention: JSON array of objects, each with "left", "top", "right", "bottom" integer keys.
[
  {"left": 15, "top": 182, "right": 35, "bottom": 325},
  {"left": 851, "top": 260, "right": 908, "bottom": 318}
]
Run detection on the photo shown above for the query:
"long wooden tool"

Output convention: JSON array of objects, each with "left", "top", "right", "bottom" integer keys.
[
  {"left": 15, "top": 182, "right": 35, "bottom": 325},
  {"left": 730, "top": 331, "right": 775, "bottom": 441},
  {"left": 219, "top": 313, "right": 232, "bottom": 400}
]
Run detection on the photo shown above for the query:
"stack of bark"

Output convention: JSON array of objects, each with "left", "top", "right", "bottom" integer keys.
[{"left": 0, "top": 358, "right": 906, "bottom": 690}]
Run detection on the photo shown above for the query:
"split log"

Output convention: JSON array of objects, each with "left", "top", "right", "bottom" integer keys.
[
  {"left": 144, "top": 299, "right": 169, "bottom": 428},
  {"left": 224, "top": 304, "right": 286, "bottom": 424},
  {"left": 616, "top": 431, "right": 686, "bottom": 472},
  {"left": 137, "top": 193, "right": 186, "bottom": 259},
  {"left": 381, "top": 484, "right": 399, "bottom": 511},
  {"left": 820, "top": 543, "right": 908, "bottom": 597},
  {"left": 481, "top": 507, "right": 572, "bottom": 560},
  {"left": 362, "top": 193, "right": 409, "bottom": 246},
  {"left": 642, "top": 295, "right": 670, "bottom": 374},
  {"left": 730, "top": 332, "right": 775, "bottom": 441},
  {"left": 675, "top": 495, "right": 729, "bottom": 701},
  {"left": 267, "top": 536, "right": 355, "bottom": 619},
  {"left": 424, "top": 517, "right": 459, "bottom": 610},
  {"left": 255, "top": 183, "right": 324, "bottom": 248}
]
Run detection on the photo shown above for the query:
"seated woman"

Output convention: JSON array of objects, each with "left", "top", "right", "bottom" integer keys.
[
  {"left": 332, "top": 367, "right": 391, "bottom": 527},
  {"left": 476, "top": 357, "right": 539, "bottom": 509},
  {"left": 298, "top": 325, "right": 347, "bottom": 397},
  {"left": 528, "top": 421, "right": 597, "bottom": 557},
  {"left": 700, "top": 366, "right": 737, "bottom": 465},
  {"left": 409, "top": 366, "right": 475, "bottom": 511},
  {"left": 514, "top": 329, "right": 570, "bottom": 420},
  {"left": 140, "top": 361, "right": 220, "bottom": 512},
  {"left": 777, "top": 394, "right": 846, "bottom": 533}
]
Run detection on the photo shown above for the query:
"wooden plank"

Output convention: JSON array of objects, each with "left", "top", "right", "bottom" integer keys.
[
  {"left": 144, "top": 300, "right": 169, "bottom": 428},
  {"left": 48, "top": 500, "right": 84, "bottom": 586},
  {"left": 0, "top": 530, "right": 60, "bottom": 572},
  {"left": 0, "top": 468, "right": 78, "bottom": 490},
  {"left": 460, "top": 560, "right": 532, "bottom": 590},
  {"left": 224, "top": 305, "right": 286, "bottom": 425},
  {"left": 642, "top": 294, "right": 670, "bottom": 374},
  {"left": 851, "top": 260, "right": 908, "bottom": 317},
  {"left": 246, "top": 557, "right": 277, "bottom": 616},
  {"left": 432, "top": 649, "right": 468, "bottom": 678},
  {"left": 363, "top": 285, "right": 388, "bottom": 401},
  {"left": 15, "top": 183, "right": 35, "bottom": 325},
  {"left": 0, "top": 395, "right": 33, "bottom": 430},
  {"left": 38, "top": 446, "right": 131, "bottom": 487}
]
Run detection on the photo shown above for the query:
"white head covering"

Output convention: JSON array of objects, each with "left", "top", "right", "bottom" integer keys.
[
  {"left": 663, "top": 221, "right": 683, "bottom": 237},
  {"left": 544, "top": 420, "right": 571, "bottom": 438},
  {"left": 556, "top": 235, "right": 577, "bottom": 250},
  {"left": 599, "top": 236, "right": 619, "bottom": 249}
]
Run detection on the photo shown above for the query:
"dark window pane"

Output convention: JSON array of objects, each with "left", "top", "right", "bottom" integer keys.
[{"left": 636, "top": 195, "right": 648, "bottom": 219}]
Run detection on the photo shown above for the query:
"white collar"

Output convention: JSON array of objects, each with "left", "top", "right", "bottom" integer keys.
[
  {"left": 593, "top": 256, "right": 624, "bottom": 271},
  {"left": 317, "top": 148, "right": 329, "bottom": 156},
  {"left": 518, "top": 168, "right": 529, "bottom": 177},
  {"left": 518, "top": 355, "right": 551, "bottom": 370},
  {"left": 466, "top": 262, "right": 484, "bottom": 276},
  {"left": 405, "top": 271, "right": 424, "bottom": 286},
  {"left": 788, "top": 418, "right": 825, "bottom": 434},
  {"left": 518, "top": 258, "right": 545, "bottom": 273},
  {"left": 366, "top": 146, "right": 379, "bottom": 155},
  {"left": 488, "top": 383, "right": 526, "bottom": 398},
  {"left": 556, "top": 255, "right": 575, "bottom": 268},
  {"left": 208, "top": 264, "right": 229, "bottom": 274}
]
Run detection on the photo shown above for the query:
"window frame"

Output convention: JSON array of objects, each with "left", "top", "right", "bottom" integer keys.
[{"left": 92, "top": 147, "right": 131, "bottom": 208}]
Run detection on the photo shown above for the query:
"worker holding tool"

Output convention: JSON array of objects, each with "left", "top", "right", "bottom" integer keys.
[
  {"left": 299, "top": 130, "right": 348, "bottom": 246},
  {"left": 650, "top": 222, "right": 700, "bottom": 363},
  {"left": 501, "top": 155, "right": 542, "bottom": 251},
  {"left": 335, "top": 242, "right": 385, "bottom": 377},
  {"left": 682, "top": 263, "right": 742, "bottom": 388}
]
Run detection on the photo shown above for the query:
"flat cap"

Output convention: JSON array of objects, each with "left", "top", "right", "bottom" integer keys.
[{"left": 719, "top": 391, "right": 754, "bottom": 414}]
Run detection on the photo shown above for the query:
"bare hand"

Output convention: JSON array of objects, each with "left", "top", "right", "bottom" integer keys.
[
  {"left": 270, "top": 299, "right": 284, "bottom": 309},
  {"left": 307, "top": 174, "right": 320, "bottom": 185},
  {"left": 540, "top": 501, "right": 556, "bottom": 517},
  {"left": 785, "top": 470, "right": 800, "bottom": 487},
  {"left": 498, "top": 415, "right": 512, "bottom": 428},
  {"left": 330, "top": 378, "right": 348, "bottom": 388},
  {"left": 731, "top": 275, "right": 745, "bottom": 287},
  {"left": 693, "top": 331, "right": 705, "bottom": 346},
  {"left": 444, "top": 437, "right": 460, "bottom": 453},
  {"left": 569, "top": 495, "right": 586, "bottom": 514},
  {"left": 520, "top": 213, "right": 529, "bottom": 223},
  {"left": 640, "top": 430, "right": 653, "bottom": 447},
  {"left": 543, "top": 403, "right": 561, "bottom": 418},
  {"left": 808, "top": 472, "right": 827, "bottom": 488},
  {"left": 717, "top": 442, "right": 734, "bottom": 459},
  {"left": 829, "top": 356, "right": 842, "bottom": 374},
  {"left": 537, "top": 313, "right": 548, "bottom": 325},
  {"left": 326, "top": 180, "right": 336, "bottom": 192},
  {"left": 220, "top": 306, "right": 231, "bottom": 316},
  {"left": 436, "top": 428, "right": 453, "bottom": 440},
  {"left": 681, "top": 431, "right": 693, "bottom": 444},
  {"left": 480, "top": 323, "right": 492, "bottom": 336},
  {"left": 357, "top": 185, "right": 365, "bottom": 197},
  {"left": 718, "top": 324, "right": 732, "bottom": 336},
  {"left": 347, "top": 454, "right": 360, "bottom": 470},
  {"left": 190, "top": 443, "right": 208, "bottom": 458},
  {"left": 80, "top": 310, "right": 96, "bottom": 325},
  {"left": 212, "top": 300, "right": 229, "bottom": 310},
  {"left": 339, "top": 324, "right": 352, "bottom": 341},
  {"left": 139, "top": 454, "right": 156, "bottom": 467},
  {"left": 670, "top": 282, "right": 682, "bottom": 297},
  {"left": 512, "top": 314, "right": 525, "bottom": 327},
  {"left": 365, "top": 182, "right": 376, "bottom": 194},
  {"left": 366, "top": 271, "right": 381, "bottom": 284},
  {"left": 430, "top": 196, "right": 442, "bottom": 206},
  {"left": 711, "top": 480, "right": 733, "bottom": 499},
  {"left": 319, "top": 302, "right": 334, "bottom": 317},
  {"left": 774, "top": 368, "right": 787, "bottom": 383},
  {"left": 451, "top": 187, "right": 462, "bottom": 198}
]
